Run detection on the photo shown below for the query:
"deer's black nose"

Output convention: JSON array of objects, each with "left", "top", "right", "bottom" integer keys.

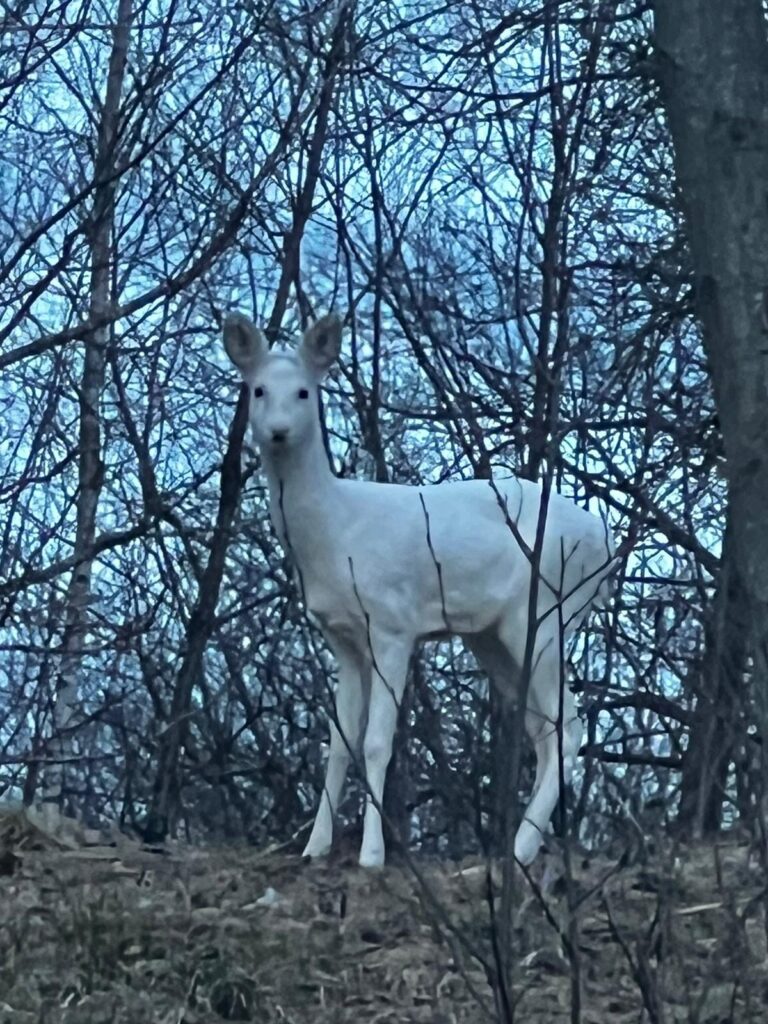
[{"left": 272, "top": 430, "right": 287, "bottom": 443}]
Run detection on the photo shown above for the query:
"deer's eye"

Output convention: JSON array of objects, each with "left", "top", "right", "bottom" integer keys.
[
  {"left": 253, "top": 386, "right": 264, "bottom": 398},
  {"left": 298, "top": 388, "right": 310, "bottom": 400}
]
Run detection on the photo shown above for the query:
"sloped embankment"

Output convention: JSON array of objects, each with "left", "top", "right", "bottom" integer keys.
[{"left": 0, "top": 806, "right": 766, "bottom": 1022}]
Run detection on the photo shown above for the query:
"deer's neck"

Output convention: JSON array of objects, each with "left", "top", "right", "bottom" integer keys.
[{"left": 260, "top": 433, "right": 338, "bottom": 556}]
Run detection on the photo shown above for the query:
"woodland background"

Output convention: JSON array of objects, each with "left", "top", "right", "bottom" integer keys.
[{"left": 2, "top": 0, "right": 768, "bottom": 887}]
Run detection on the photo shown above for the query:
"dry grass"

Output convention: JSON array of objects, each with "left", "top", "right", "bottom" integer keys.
[{"left": 0, "top": 805, "right": 766, "bottom": 1023}]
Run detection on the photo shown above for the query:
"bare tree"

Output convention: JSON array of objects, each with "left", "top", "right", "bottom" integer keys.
[
  {"left": 653, "top": 0, "right": 768, "bottom": 828},
  {"left": 41, "top": 0, "right": 134, "bottom": 819}
]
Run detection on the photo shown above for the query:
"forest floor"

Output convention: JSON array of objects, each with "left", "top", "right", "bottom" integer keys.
[{"left": 0, "top": 805, "right": 766, "bottom": 1023}]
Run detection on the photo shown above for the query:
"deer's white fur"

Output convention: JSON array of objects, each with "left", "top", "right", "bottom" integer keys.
[{"left": 223, "top": 312, "right": 615, "bottom": 868}]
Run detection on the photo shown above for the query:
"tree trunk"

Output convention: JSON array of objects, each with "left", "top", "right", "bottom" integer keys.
[
  {"left": 653, "top": 0, "right": 768, "bottom": 822},
  {"left": 678, "top": 513, "right": 747, "bottom": 835},
  {"left": 41, "top": 0, "right": 133, "bottom": 816}
]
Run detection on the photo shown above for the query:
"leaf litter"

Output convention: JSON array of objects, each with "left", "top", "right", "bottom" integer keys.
[{"left": 1, "top": 804, "right": 767, "bottom": 1023}]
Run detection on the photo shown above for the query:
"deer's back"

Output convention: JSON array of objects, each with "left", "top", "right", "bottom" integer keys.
[{"left": 297, "top": 475, "right": 613, "bottom": 644}]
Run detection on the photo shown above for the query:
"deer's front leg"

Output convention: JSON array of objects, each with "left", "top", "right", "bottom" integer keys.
[
  {"left": 359, "top": 634, "right": 412, "bottom": 869},
  {"left": 303, "top": 645, "right": 366, "bottom": 860}
]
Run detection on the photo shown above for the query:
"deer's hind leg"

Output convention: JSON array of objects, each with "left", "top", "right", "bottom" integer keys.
[
  {"left": 465, "top": 629, "right": 526, "bottom": 835},
  {"left": 469, "top": 624, "right": 580, "bottom": 866},
  {"left": 506, "top": 624, "right": 581, "bottom": 865}
]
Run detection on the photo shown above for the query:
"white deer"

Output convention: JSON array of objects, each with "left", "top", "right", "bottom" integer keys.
[{"left": 223, "top": 312, "right": 615, "bottom": 868}]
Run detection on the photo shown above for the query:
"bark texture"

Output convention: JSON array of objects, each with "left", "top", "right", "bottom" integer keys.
[
  {"left": 654, "top": 0, "right": 768, "bottom": 819},
  {"left": 678, "top": 515, "right": 747, "bottom": 834}
]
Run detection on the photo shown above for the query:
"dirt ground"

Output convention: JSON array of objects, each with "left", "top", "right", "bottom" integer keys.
[{"left": 1, "top": 806, "right": 766, "bottom": 1023}]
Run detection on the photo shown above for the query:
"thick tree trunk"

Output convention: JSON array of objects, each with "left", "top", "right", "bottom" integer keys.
[
  {"left": 653, "top": 0, "right": 768, "bottom": 820},
  {"left": 41, "top": 0, "right": 132, "bottom": 815},
  {"left": 678, "top": 514, "right": 747, "bottom": 835}
]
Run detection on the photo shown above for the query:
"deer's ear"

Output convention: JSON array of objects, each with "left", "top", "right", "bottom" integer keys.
[
  {"left": 222, "top": 313, "right": 267, "bottom": 376},
  {"left": 299, "top": 314, "right": 342, "bottom": 379}
]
